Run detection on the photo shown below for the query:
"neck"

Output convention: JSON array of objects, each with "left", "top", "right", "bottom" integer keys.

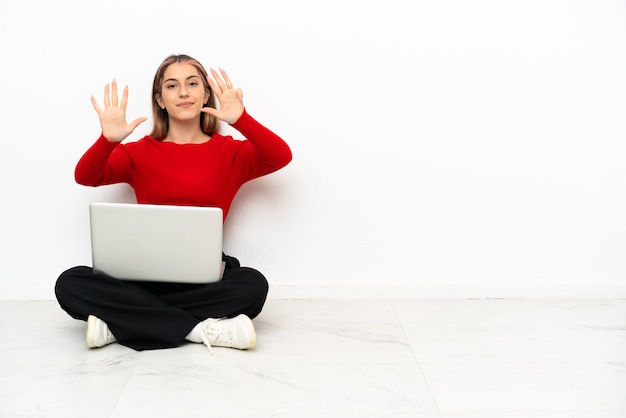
[{"left": 164, "top": 120, "right": 210, "bottom": 144}]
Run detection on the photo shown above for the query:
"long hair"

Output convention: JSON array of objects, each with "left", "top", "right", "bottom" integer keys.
[{"left": 149, "top": 54, "right": 219, "bottom": 140}]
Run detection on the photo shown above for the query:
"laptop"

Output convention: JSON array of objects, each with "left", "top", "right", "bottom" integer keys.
[{"left": 89, "top": 202, "right": 224, "bottom": 283}]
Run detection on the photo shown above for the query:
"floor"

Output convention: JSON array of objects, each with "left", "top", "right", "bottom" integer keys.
[{"left": 1, "top": 298, "right": 625, "bottom": 418}]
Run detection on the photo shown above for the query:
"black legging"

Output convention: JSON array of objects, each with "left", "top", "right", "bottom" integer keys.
[{"left": 54, "top": 254, "right": 268, "bottom": 350}]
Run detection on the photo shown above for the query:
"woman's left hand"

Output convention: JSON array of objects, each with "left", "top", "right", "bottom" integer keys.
[{"left": 202, "top": 68, "right": 244, "bottom": 124}]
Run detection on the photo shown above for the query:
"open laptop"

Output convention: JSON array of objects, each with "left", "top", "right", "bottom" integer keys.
[{"left": 89, "top": 202, "right": 224, "bottom": 283}]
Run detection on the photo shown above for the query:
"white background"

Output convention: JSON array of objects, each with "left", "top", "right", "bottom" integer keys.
[{"left": 1, "top": 0, "right": 625, "bottom": 299}]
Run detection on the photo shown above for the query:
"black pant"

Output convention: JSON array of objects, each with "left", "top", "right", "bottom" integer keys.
[{"left": 54, "top": 254, "right": 268, "bottom": 350}]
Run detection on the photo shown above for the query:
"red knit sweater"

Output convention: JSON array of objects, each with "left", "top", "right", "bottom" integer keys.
[{"left": 75, "top": 110, "right": 292, "bottom": 220}]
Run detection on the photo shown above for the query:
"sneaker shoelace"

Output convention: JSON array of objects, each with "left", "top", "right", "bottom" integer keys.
[
  {"left": 200, "top": 318, "right": 232, "bottom": 355},
  {"left": 200, "top": 332, "right": 215, "bottom": 355}
]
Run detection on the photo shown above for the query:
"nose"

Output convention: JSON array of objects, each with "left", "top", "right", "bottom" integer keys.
[{"left": 179, "top": 85, "right": 189, "bottom": 97}]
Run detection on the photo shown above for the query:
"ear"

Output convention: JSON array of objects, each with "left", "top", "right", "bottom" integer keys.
[
  {"left": 155, "top": 93, "right": 165, "bottom": 109},
  {"left": 204, "top": 89, "right": 210, "bottom": 104}
]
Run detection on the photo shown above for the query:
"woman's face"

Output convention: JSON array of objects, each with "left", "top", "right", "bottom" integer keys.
[{"left": 156, "top": 62, "right": 210, "bottom": 121}]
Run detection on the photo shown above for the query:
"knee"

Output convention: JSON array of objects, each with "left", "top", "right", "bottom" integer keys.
[
  {"left": 225, "top": 267, "right": 269, "bottom": 318},
  {"left": 241, "top": 267, "right": 269, "bottom": 300},
  {"left": 54, "top": 266, "right": 92, "bottom": 300},
  {"left": 55, "top": 266, "right": 94, "bottom": 320}
]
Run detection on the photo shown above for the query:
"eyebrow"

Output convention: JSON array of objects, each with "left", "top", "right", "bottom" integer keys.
[{"left": 162, "top": 75, "right": 202, "bottom": 84}]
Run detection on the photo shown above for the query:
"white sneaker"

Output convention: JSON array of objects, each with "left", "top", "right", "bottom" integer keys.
[
  {"left": 86, "top": 315, "right": 117, "bottom": 348},
  {"left": 200, "top": 314, "right": 256, "bottom": 353}
]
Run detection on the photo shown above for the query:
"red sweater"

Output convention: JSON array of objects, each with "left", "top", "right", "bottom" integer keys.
[{"left": 75, "top": 110, "right": 292, "bottom": 220}]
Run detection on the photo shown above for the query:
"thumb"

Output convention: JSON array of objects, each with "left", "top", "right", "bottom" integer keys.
[
  {"left": 129, "top": 117, "right": 148, "bottom": 131},
  {"left": 201, "top": 107, "right": 218, "bottom": 117}
]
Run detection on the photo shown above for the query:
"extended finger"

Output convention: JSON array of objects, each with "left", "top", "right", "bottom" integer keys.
[
  {"left": 119, "top": 85, "right": 129, "bottom": 112},
  {"left": 219, "top": 68, "right": 233, "bottom": 89},
  {"left": 206, "top": 74, "right": 219, "bottom": 96},
  {"left": 90, "top": 95, "right": 102, "bottom": 115},
  {"left": 209, "top": 68, "right": 226, "bottom": 92},
  {"left": 103, "top": 83, "right": 110, "bottom": 108},
  {"left": 129, "top": 116, "right": 148, "bottom": 131},
  {"left": 111, "top": 79, "right": 119, "bottom": 108},
  {"left": 201, "top": 106, "right": 218, "bottom": 117}
]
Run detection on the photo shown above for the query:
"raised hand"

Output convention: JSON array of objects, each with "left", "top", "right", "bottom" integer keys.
[
  {"left": 202, "top": 68, "right": 244, "bottom": 124},
  {"left": 91, "top": 80, "right": 147, "bottom": 143}
]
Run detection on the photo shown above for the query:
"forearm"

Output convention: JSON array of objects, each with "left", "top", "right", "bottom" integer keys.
[
  {"left": 231, "top": 109, "right": 292, "bottom": 168},
  {"left": 74, "top": 135, "right": 125, "bottom": 186}
]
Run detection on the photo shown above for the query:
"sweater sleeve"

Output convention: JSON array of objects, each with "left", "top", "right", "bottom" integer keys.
[
  {"left": 74, "top": 135, "right": 133, "bottom": 186},
  {"left": 229, "top": 109, "right": 292, "bottom": 182}
]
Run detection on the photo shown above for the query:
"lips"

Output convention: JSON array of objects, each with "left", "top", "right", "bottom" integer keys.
[{"left": 177, "top": 102, "right": 194, "bottom": 108}]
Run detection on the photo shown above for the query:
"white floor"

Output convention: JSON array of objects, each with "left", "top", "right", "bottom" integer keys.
[{"left": 1, "top": 298, "right": 625, "bottom": 418}]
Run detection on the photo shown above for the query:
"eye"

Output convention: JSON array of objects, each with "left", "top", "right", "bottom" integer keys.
[
  {"left": 188, "top": 81, "right": 199, "bottom": 87},
  {"left": 165, "top": 83, "right": 177, "bottom": 89}
]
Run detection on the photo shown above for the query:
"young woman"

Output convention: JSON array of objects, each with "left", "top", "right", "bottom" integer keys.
[{"left": 54, "top": 54, "right": 292, "bottom": 352}]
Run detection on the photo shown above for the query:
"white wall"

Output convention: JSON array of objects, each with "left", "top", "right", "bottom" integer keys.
[{"left": 1, "top": 0, "right": 625, "bottom": 299}]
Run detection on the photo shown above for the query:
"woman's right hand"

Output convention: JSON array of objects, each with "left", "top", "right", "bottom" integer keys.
[{"left": 91, "top": 80, "right": 147, "bottom": 143}]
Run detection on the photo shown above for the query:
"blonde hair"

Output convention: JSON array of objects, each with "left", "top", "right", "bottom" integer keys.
[{"left": 149, "top": 54, "right": 219, "bottom": 140}]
